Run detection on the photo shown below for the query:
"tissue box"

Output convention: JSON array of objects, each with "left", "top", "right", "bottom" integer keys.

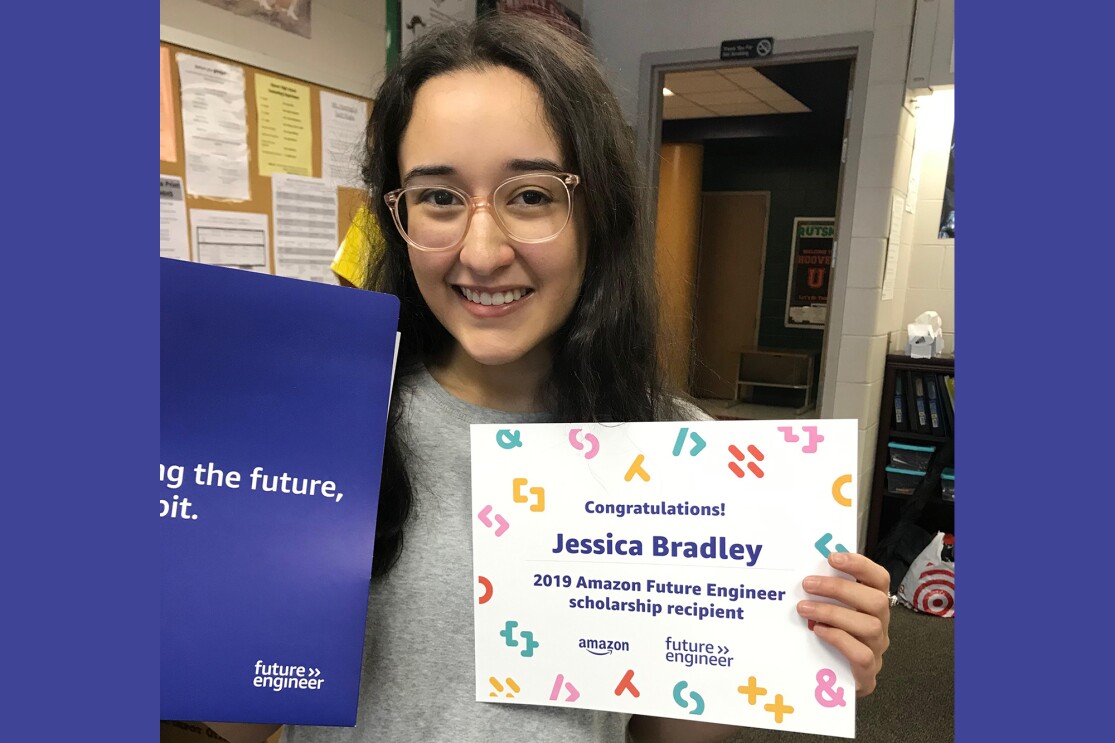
[{"left": 906, "top": 310, "right": 944, "bottom": 359}]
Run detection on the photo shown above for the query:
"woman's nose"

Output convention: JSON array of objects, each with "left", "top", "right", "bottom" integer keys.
[{"left": 457, "top": 204, "right": 514, "bottom": 274}]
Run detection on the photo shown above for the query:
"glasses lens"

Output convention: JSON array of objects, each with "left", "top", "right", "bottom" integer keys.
[
  {"left": 494, "top": 174, "right": 572, "bottom": 242},
  {"left": 398, "top": 187, "right": 469, "bottom": 250}
]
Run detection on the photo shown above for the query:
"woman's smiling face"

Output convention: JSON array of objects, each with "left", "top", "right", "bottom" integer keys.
[{"left": 397, "top": 65, "right": 587, "bottom": 369}]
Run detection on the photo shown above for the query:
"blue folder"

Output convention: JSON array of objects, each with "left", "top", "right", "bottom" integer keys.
[{"left": 160, "top": 258, "right": 399, "bottom": 725}]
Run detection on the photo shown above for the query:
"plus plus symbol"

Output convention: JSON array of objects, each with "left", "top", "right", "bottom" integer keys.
[
  {"left": 519, "top": 630, "right": 539, "bottom": 658},
  {"left": 737, "top": 676, "right": 768, "bottom": 705},
  {"left": 764, "top": 694, "right": 795, "bottom": 723},
  {"left": 499, "top": 621, "right": 519, "bottom": 647}
]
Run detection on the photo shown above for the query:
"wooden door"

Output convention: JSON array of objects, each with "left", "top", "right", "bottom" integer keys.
[
  {"left": 654, "top": 143, "right": 704, "bottom": 392},
  {"left": 691, "top": 192, "right": 769, "bottom": 399}
]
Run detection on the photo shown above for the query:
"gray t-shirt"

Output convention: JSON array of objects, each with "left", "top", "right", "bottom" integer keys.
[{"left": 283, "top": 366, "right": 646, "bottom": 742}]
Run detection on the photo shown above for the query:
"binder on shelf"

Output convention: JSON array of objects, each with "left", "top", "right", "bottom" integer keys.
[
  {"left": 893, "top": 373, "right": 908, "bottom": 431},
  {"left": 936, "top": 373, "right": 955, "bottom": 437},
  {"left": 924, "top": 373, "right": 946, "bottom": 436},
  {"left": 910, "top": 371, "right": 930, "bottom": 434},
  {"left": 160, "top": 258, "right": 401, "bottom": 725},
  {"left": 901, "top": 371, "right": 921, "bottom": 434}
]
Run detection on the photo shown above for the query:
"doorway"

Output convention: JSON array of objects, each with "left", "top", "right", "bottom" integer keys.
[{"left": 637, "top": 34, "right": 873, "bottom": 419}]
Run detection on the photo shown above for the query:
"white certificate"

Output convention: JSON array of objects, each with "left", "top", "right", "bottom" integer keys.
[{"left": 472, "top": 419, "right": 858, "bottom": 737}]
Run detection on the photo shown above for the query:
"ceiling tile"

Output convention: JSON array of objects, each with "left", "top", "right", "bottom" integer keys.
[
  {"left": 733, "top": 70, "right": 782, "bottom": 92},
  {"left": 717, "top": 66, "right": 766, "bottom": 85},
  {"left": 673, "top": 93, "right": 706, "bottom": 107},
  {"left": 684, "top": 89, "right": 761, "bottom": 106},
  {"left": 703, "top": 101, "right": 779, "bottom": 117},
  {"left": 773, "top": 99, "right": 811, "bottom": 114},
  {"left": 750, "top": 86, "right": 801, "bottom": 105},
  {"left": 663, "top": 70, "right": 740, "bottom": 94},
  {"left": 663, "top": 64, "right": 821, "bottom": 119},
  {"left": 664, "top": 106, "right": 720, "bottom": 120},
  {"left": 663, "top": 94, "right": 701, "bottom": 110}
]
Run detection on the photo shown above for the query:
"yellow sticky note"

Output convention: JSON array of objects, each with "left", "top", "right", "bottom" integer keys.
[{"left": 332, "top": 205, "right": 386, "bottom": 289}]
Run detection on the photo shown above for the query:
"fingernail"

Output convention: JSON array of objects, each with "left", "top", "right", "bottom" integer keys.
[
  {"left": 803, "top": 576, "right": 820, "bottom": 591},
  {"left": 831, "top": 551, "right": 849, "bottom": 566},
  {"left": 798, "top": 601, "right": 816, "bottom": 614}
]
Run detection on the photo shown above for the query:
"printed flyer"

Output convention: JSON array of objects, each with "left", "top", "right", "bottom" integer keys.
[
  {"left": 160, "top": 258, "right": 399, "bottom": 725},
  {"left": 472, "top": 420, "right": 858, "bottom": 737}
]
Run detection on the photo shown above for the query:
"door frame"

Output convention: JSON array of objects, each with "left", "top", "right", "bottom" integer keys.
[{"left": 637, "top": 32, "right": 874, "bottom": 418}]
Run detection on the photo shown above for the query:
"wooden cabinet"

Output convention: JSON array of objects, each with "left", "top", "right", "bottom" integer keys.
[{"left": 864, "top": 354, "right": 955, "bottom": 557}]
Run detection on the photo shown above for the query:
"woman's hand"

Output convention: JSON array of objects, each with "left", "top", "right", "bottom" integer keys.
[{"left": 796, "top": 551, "right": 891, "bottom": 696}]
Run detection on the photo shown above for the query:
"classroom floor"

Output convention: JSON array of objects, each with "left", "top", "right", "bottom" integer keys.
[{"left": 694, "top": 397, "right": 818, "bottom": 421}]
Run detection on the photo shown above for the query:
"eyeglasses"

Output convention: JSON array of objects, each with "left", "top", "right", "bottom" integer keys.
[{"left": 383, "top": 172, "right": 581, "bottom": 252}]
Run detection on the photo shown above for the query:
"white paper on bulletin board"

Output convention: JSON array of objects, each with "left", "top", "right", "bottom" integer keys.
[
  {"left": 160, "top": 175, "right": 190, "bottom": 261},
  {"left": 177, "top": 53, "right": 250, "bottom": 201},
  {"left": 189, "top": 209, "right": 270, "bottom": 273},
  {"left": 471, "top": 420, "right": 859, "bottom": 738},
  {"left": 320, "top": 91, "right": 368, "bottom": 189},
  {"left": 272, "top": 174, "right": 338, "bottom": 284}
]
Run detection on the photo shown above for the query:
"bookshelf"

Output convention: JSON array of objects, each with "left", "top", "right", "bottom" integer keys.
[{"left": 864, "top": 354, "right": 955, "bottom": 557}]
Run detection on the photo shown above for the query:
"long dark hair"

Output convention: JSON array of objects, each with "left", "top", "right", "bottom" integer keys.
[{"left": 364, "top": 13, "right": 678, "bottom": 577}]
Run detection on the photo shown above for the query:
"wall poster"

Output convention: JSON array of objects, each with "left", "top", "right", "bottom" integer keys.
[
  {"left": 400, "top": 0, "right": 475, "bottom": 51},
  {"left": 784, "top": 217, "right": 834, "bottom": 329},
  {"left": 196, "top": 0, "right": 312, "bottom": 39}
]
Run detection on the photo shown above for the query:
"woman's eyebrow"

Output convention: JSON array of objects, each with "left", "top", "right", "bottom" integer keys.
[
  {"left": 402, "top": 165, "right": 456, "bottom": 181},
  {"left": 402, "top": 159, "right": 564, "bottom": 183},
  {"left": 506, "top": 158, "right": 564, "bottom": 173}
]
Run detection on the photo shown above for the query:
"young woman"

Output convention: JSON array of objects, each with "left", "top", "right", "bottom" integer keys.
[{"left": 211, "top": 13, "right": 891, "bottom": 743}]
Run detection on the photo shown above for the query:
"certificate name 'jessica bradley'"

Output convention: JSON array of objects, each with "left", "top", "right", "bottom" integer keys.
[
  {"left": 471, "top": 420, "right": 861, "bottom": 738},
  {"left": 551, "top": 532, "right": 763, "bottom": 564}
]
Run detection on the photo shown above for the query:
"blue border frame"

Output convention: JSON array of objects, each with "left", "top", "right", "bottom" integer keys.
[
  {"left": 7, "top": 1, "right": 1107, "bottom": 738},
  {"left": 959, "top": 3, "right": 1110, "bottom": 740},
  {"left": 4, "top": 4, "right": 155, "bottom": 737}
]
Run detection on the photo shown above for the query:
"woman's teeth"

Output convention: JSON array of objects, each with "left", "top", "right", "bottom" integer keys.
[{"left": 460, "top": 287, "right": 529, "bottom": 306}]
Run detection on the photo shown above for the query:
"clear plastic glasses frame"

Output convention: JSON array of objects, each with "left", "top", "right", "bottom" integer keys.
[{"left": 383, "top": 172, "right": 581, "bottom": 252}]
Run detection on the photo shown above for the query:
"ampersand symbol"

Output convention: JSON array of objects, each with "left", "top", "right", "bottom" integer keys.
[
  {"left": 814, "top": 668, "right": 846, "bottom": 707},
  {"left": 496, "top": 430, "right": 523, "bottom": 449}
]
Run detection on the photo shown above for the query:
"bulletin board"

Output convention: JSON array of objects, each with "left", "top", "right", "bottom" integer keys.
[{"left": 159, "top": 41, "right": 371, "bottom": 278}]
